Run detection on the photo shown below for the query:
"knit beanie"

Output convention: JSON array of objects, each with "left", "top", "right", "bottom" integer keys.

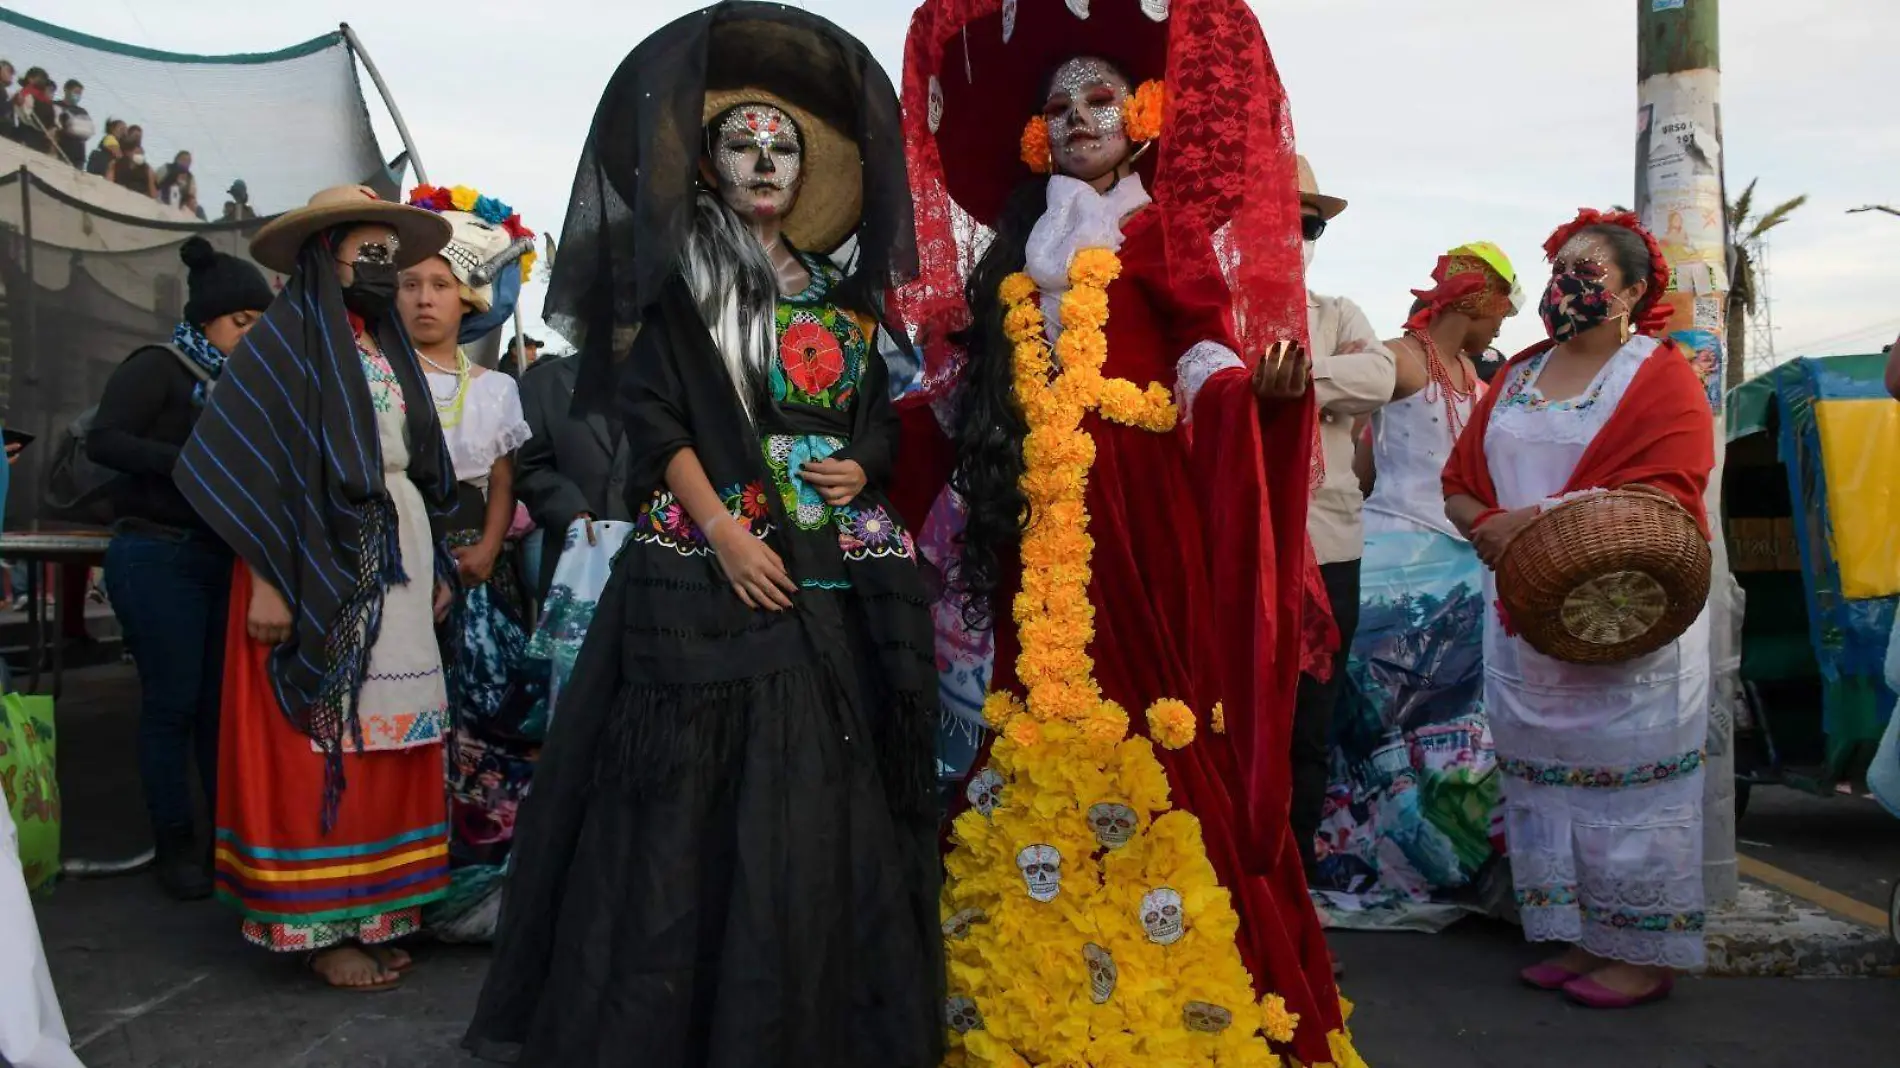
[{"left": 181, "top": 236, "right": 275, "bottom": 327}]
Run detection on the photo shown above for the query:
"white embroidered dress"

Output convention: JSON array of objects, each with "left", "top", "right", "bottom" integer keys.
[
  {"left": 1364, "top": 379, "right": 1481, "bottom": 540},
  {"left": 1481, "top": 335, "right": 1709, "bottom": 968}
]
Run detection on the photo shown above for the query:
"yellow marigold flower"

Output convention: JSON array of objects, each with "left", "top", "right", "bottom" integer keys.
[
  {"left": 999, "top": 272, "right": 1038, "bottom": 306},
  {"left": 1145, "top": 698, "right": 1198, "bottom": 749},
  {"left": 1070, "top": 247, "right": 1123, "bottom": 288},
  {"left": 1125, "top": 79, "right": 1167, "bottom": 143},
  {"left": 1058, "top": 286, "right": 1110, "bottom": 332},
  {"left": 1211, "top": 701, "right": 1226, "bottom": 734},
  {"left": 984, "top": 690, "right": 1024, "bottom": 728},
  {"left": 1004, "top": 717, "right": 1043, "bottom": 748},
  {"left": 448, "top": 185, "right": 481, "bottom": 212},
  {"left": 1338, "top": 995, "right": 1354, "bottom": 1023},
  {"left": 1004, "top": 304, "right": 1045, "bottom": 344},
  {"left": 1054, "top": 330, "right": 1108, "bottom": 373},
  {"left": 1261, "top": 994, "right": 1300, "bottom": 1044}
]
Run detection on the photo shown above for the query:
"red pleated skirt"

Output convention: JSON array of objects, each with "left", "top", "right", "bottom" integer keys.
[{"left": 213, "top": 563, "right": 450, "bottom": 952}]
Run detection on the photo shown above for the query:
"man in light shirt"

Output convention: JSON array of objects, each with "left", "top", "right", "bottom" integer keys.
[{"left": 1290, "top": 156, "right": 1399, "bottom": 895}]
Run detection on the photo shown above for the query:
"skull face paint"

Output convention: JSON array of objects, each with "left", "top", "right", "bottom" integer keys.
[
  {"left": 1086, "top": 801, "right": 1138, "bottom": 849},
  {"left": 1042, "top": 56, "right": 1132, "bottom": 183},
  {"left": 1082, "top": 943, "right": 1118, "bottom": 1004},
  {"left": 1140, "top": 886, "right": 1186, "bottom": 944},
  {"left": 710, "top": 104, "right": 803, "bottom": 224},
  {"left": 1017, "top": 844, "right": 1062, "bottom": 902}
]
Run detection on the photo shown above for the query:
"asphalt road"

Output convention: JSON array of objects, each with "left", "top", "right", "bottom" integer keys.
[{"left": 27, "top": 664, "right": 1900, "bottom": 1067}]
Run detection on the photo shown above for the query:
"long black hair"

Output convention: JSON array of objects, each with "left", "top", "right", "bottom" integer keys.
[{"left": 949, "top": 178, "right": 1049, "bottom": 629}]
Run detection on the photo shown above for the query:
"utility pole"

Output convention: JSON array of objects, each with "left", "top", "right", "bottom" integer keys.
[{"left": 1635, "top": 0, "right": 1738, "bottom": 907}]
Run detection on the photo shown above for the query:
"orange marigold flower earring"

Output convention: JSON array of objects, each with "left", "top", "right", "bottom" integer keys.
[
  {"left": 1124, "top": 80, "right": 1166, "bottom": 144},
  {"left": 1020, "top": 115, "right": 1054, "bottom": 173}
]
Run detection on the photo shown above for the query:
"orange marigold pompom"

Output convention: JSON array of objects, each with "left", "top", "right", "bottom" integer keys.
[
  {"left": 1020, "top": 116, "right": 1054, "bottom": 174},
  {"left": 1125, "top": 79, "right": 1167, "bottom": 143},
  {"left": 1210, "top": 701, "right": 1226, "bottom": 734},
  {"left": 1145, "top": 698, "right": 1197, "bottom": 750},
  {"left": 1261, "top": 994, "right": 1301, "bottom": 1044}
]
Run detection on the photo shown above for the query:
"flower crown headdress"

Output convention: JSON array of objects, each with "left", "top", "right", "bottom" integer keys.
[{"left": 1020, "top": 79, "right": 1166, "bottom": 174}]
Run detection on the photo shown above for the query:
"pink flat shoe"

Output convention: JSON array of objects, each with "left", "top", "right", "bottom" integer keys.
[
  {"left": 1561, "top": 972, "right": 1675, "bottom": 1008},
  {"left": 1519, "top": 962, "right": 1584, "bottom": 990}
]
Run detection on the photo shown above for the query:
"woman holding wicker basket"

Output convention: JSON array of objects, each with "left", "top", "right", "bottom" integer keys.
[{"left": 1442, "top": 209, "right": 1716, "bottom": 1009}]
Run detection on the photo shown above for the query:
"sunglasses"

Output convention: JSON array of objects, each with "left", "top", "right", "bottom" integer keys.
[{"left": 1301, "top": 215, "right": 1328, "bottom": 242}]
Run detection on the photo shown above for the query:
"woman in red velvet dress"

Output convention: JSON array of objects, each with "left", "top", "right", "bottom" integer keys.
[{"left": 893, "top": 2, "right": 1358, "bottom": 1064}]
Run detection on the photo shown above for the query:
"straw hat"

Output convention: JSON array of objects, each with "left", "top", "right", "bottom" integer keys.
[
  {"left": 1297, "top": 155, "right": 1347, "bottom": 220},
  {"left": 702, "top": 88, "right": 862, "bottom": 253},
  {"left": 250, "top": 185, "right": 453, "bottom": 274}
]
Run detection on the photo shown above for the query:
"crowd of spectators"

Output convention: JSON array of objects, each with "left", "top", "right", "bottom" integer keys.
[{"left": 1, "top": 57, "right": 254, "bottom": 222}]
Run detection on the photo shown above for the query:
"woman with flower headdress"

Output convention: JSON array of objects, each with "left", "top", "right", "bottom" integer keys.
[
  {"left": 891, "top": 1, "right": 1360, "bottom": 1065},
  {"left": 177, "top": 186, "right": 459, "bottom": 991},
  {"left": 1444, "top": 209, "right": 1715, "bottom": 1007},
  {"left": 394, "top": 183, "right": 544, "bottom": 942},
  {"left": 464, "top": 4, "right": 942, "bottom": 1064},
  {"left": 1311, "top": 244, "right": 1522, "bottom": 922}
]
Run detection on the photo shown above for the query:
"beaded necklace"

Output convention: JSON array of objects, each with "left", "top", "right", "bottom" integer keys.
[
  {"left": 1409, "top": 328, "right": 1477, "bottom": 442},
  {"left": 420, "top": 346, "right": 472, "bottom": 429}
]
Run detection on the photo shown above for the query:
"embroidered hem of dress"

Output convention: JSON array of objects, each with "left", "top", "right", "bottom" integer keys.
[
  {"left": 1499, "top": 748, "right": 1705, "bottom": 790},
  {"left": 239, "top": 905, "right": 426, "bottom": 953}
]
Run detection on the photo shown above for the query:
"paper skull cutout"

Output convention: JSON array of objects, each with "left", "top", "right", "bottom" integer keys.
[
  {"left": 1002, "top": 0, "right": 1018, "bottom": 42},
  {"left": 1140, "top": 886, "right": 1186, "bottom": 944},
  {"left": 927, "top": 76, "right": 945, "bottom": 133},
  {"left": 1086, "top": 801, "right": 1138, "bottom": 849},
  {"left": 1140, "top": 0, "right": 1171, "bottom": 21},
  {"left": 966, "top": 768, "right": 1005, "bottom": 818},
  {"left": 942, "top": 907, "right": 987, "bottom": 940},
  {"left": 1082, "top": 942, "right": 1118, "bottom": 1004},
  {"left": 945, "top": 996, "right": 984, "bottom": 1034},
  {"left": 1017, "top": 843, "right": 1062, "bottom": 902},
  {"left": 1183, "top": 1000, "right": 1234, "bottom": 1034}
]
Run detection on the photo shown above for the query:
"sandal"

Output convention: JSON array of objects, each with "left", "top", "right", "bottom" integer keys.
[{"left": 365, "top": 944, "right": 415, "bottom": 973}]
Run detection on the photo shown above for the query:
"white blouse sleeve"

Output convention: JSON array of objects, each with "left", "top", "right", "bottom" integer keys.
[{"left": 444, "top": 370, "right": 534, "bottom": 484}]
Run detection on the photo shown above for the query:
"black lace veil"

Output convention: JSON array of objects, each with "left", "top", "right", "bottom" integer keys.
[{"left": 548, "top": 1, "right": 917, "bottom": 413}]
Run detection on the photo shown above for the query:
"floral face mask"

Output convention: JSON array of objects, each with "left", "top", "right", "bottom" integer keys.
[{"left": 1538, "top": 254, "right": 1626, "bottom": 343}]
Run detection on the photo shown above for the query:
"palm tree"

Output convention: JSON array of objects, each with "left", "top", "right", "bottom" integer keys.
[{"left": 1726, "top": 179, "right": 1808, "bottom": 390}]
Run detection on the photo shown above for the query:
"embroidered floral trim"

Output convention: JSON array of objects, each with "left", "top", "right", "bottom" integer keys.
[
  {"left": 359, "top": 340, "right": 405, "bottom": 415},
  {"left": 1500, "top": 749, "right": 1705, "bottom": 790},
  {"left": 1582, "top": 903, "right": 1707, "bottom": 934},
  {"left": 839, "top": 504, "right": 916, "bottom": 562},
  {"left": 630, "top": 481, "right": 772, "bottom": 557},
  {"left": 1494, "top": 350, "right": 1611, "bottom": 414},
  {"left": 1514, "top": 885, "right": 1580, "bottom": 909}
]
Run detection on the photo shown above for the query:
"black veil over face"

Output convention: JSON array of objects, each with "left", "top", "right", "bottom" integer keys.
[{"left": 549, "top": 1, "right": 916, "bottom": 414}]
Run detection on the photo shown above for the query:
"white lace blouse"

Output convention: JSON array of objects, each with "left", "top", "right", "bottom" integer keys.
[{"left": 426, "top": 367, "right": 532, "bottom": 489}]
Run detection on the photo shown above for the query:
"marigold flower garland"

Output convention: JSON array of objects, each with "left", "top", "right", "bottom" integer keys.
[{"left": 935, "top": 250, "right": 1370, "bottom": 1068}]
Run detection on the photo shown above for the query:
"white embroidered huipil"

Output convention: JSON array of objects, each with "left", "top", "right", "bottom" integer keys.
[
  {"left": 1364, "top": 378, "right": 1481, "bottom": 540},
  {"left": 1481, "top": 335, "right": 1710, "bottom": 969}
]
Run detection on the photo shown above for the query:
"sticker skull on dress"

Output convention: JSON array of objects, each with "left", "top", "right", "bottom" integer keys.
[
  {"left": 945, "top": 996, "right": 983, "bottom": 1034},
  {"left": 1017, "top": 844, "right": 1062, "bottom": 902},
  {"left": 1140, "top": 0, "right": 1171, "bottom": 21},
  {"left": 1140, "top": 886, "right": 1186, "bottom": 944},
  {"left": 927, "top": 75, "right": 944, "bottom": 133},
  {"left": 1183, "top": 1001, "right": 1233, "bottom": 1033},
  {"left": 966, "top": 768, "right": 1005, "bottom": 817},
  {"left": 1002, "top": 0, "right": 1018, "bottom": 42},
  {"left": 1086, "top": 801, "right": 1138, "bottom": 849},
  {"left": 942, "top": 907, "right": 987, "bottom": 940},
  {"left": 1083, "top": 942, "right": 1118, "bottom": 1004}
]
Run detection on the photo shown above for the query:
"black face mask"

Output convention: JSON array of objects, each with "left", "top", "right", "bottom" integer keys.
[{"left": 341, "top": 259, "right": 398, "bottom": 320}]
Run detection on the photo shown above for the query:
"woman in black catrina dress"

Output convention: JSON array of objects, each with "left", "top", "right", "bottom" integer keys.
[{"left": 464, "top": 5, "right": 943, "bottom": 1067}]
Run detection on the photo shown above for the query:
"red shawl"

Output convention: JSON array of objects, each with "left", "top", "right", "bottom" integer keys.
[{"left": 1442, "top": 340, "right": 1715, "bottom": 538}]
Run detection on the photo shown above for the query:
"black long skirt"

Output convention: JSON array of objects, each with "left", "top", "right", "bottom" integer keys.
[{"left": 464, "top": 567, "right": 944, "bottom": 1067}]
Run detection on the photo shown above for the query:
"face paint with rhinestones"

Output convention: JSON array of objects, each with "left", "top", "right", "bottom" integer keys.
[
  {"left": 1042, "top": 57, "right": 1132, "bottom": 181},
  {"left": 1538, "top": 234, "right": 1630, "bottom": 343},
  {"left": 708, "top": 104, "right": 804, "bottom": 223}
]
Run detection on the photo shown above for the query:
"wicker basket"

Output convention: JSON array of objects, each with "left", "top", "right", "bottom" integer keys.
[{"left": 1495, "top": 489, "right": 1711, "bottom": 665}]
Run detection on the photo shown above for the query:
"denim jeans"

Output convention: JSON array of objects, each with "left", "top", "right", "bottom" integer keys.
[{"left": 103, "top": 530, "right": 231, "bottom": 836}]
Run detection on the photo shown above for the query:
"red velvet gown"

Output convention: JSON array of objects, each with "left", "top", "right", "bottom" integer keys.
[{"left": 895, "top": 209, "right": 1345, "bottom": 1064}]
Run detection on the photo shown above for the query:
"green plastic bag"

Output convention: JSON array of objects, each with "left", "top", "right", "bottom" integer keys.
[{"left": 0, "top": 694, "right": 60, "bottom": 892}]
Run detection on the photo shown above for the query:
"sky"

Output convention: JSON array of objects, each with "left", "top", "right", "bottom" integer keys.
[{"left": 8, "top": 0, "right": 1898, "bottom": 369}]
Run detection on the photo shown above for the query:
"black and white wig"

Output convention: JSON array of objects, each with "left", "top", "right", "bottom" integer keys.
[{"left": 680, "top": 189, "right": 778, "bottom": 421}]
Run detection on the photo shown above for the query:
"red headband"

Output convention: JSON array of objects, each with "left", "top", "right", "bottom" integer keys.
[
  {"left": 1403, "top": 253, "right": 1513, "bottom": 333},
  {"left": 1543, "top": 208, "right": 1674, "bottom": 337}
]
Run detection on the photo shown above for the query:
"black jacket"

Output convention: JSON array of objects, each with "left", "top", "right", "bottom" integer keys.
[
  {"left": 514, "top": 355, "right": 630, "bottom": 597},
  {"left": 86, "top": 347, "right": 215, "bottom": 533}
]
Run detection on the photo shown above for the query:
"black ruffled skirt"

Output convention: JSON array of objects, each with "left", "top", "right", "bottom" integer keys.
[{"left": 464, "top": 561, "right": 944, "bottom": 1067}]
